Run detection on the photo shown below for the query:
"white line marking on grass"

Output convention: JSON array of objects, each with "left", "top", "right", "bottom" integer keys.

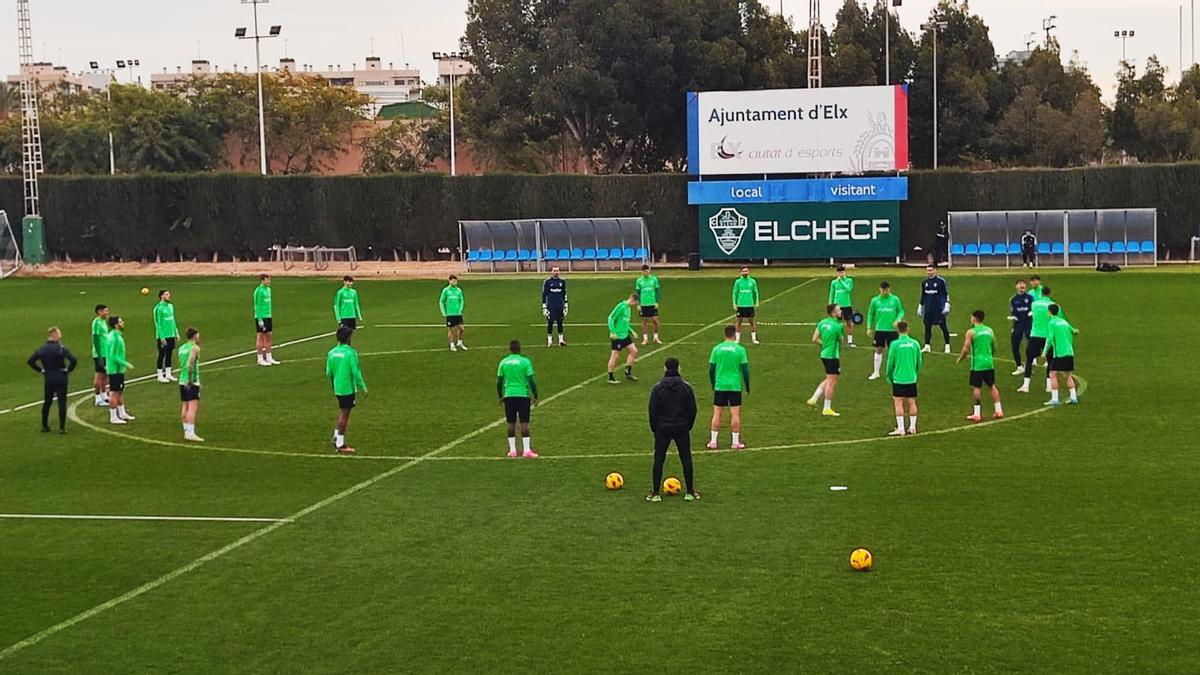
[
  {"left": 374, "top": 323, "right": 511, "bottom": 328},
  {"left": 0, "top": 514, "right": 292, "bottom": 523},
  {"left": 0, "top": 277, "right": 819, "bottom": 661}
]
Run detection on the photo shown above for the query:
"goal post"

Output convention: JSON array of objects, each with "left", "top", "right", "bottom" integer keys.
[
  {"left": 271, "top": 244, "right": 358, "bottom": 271},
  {"left": 0, "top": 211, "right": 24, "bottom": 279}
]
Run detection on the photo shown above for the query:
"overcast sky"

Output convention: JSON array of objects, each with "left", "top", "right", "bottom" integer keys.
[{"left": 2, "top": 0, "right": 1195, "bottom": 99}]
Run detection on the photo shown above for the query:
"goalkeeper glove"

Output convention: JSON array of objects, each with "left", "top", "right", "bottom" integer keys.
[
  {"left": 917, "top": 305, "right": 924, "bottom": 318},
  {"left": 943, "top": 301, "right": 951, "bottom": 315},
  {"left": 563, "top": 303, "right": 569, "bottom": 317},
  {"left": 542, "top": 305, "right": 549, "bottom": 319}
]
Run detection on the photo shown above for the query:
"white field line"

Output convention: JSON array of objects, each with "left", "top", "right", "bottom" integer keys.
[
  {"left": 374, "top": 323, "right": 510, "bottom": 328},
  {"left": 0, "top": 514, "right": 292, "bottom": 524},
  {"left": 0, "top": 277, "right": 819, "bottom": 660},
  {"left": 0, "top": 331, "right": 337, "bottom": 416}
]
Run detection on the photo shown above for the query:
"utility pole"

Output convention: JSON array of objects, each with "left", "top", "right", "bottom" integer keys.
[{"left": 808, "top": 0, "right": 822, "bottom": 88}]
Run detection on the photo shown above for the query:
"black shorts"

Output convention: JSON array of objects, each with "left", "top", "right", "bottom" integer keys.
[
  {"left": 255, "top": 317, "right": 273, "bottom": 333},
  {"left": 179, "top": 384, "right": 201, "bottom": 402},
  {"left": 1050, "top": 356, "right": 1075, "bottom": 372},
  {"left": 736, "top": 307, "right": 756, "bottom": 318},
  {"left": 713, "top": 390, "right": 743, "bottom": 407},
  {"left": 93, "top": 357, "right": 106, "bottom": 374},
  {"left": 503, "top": 397, "right": 532, "bottom": 423},
  {"left": 873, "top": 331, "right": 899, "bottom": 348},
  {"left": 969, "top": 369, "right": 996, "bottom": 388},
  {"left": 892, "top": 382, "right": 918, "bottom": 398},
  {"left": 611, "top": 336, "right": 634, "bottom": 351},
  {"left": 840, "top": 307, "right": 854, "bottom": 322},
  {"left": 336, "top": 394, "right": 356, "bottom": 410},
  {"left": 340, "top": 318, "right": 357, "bottom": 330},
  {"left": 108, "top": 373, "right": 126, "bottom": 392},
  {"left": 821, "top": 358, "right": 841, "bottom": 375},
  {"left": 446, "top": 315, "right": 464, "bottom": 328},
  {"left": 546, "top": 307, "right": 565, "bottom": 321},
  {"left": 640, "top": 306, "right": 659, "bottom": 318},
  {"left": 1027, "top": 337, "right": 1046, "bottom": 358}
]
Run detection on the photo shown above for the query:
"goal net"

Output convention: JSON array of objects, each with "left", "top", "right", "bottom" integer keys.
[
  {"left": 0, "top": 211, "right": 23, "bottom": 279},
  {"left": 272, "top": 244, "right": 358, "bottom": 271}
]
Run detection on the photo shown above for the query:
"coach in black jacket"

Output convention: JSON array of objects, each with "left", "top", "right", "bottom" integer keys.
[
  {"left": 28, "top": 327, "right": 78, "bottom": 433},
  {"left": 647, "top": 357, "right": 698, "bottom": 499}
]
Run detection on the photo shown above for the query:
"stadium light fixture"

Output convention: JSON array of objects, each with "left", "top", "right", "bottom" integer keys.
[
  {"left": 235, "top": 27, "right": 247, "bottom": 38},
  {"left": 236, "top": 0, "right": 281, "bottom": 176},
  {"left": 433, "top": 51, "right": 470, "bottom": 177},
  {"left": 1114, "top": 28, "right": 1136, "bottom": 63},
  {"left": 920, "top": 20, "right": 949, "bottom": 170}
]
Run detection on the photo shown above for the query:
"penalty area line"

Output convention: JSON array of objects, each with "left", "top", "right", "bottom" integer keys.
[{"left": 0, "top": 514, "right": 292, "bottom": 524}]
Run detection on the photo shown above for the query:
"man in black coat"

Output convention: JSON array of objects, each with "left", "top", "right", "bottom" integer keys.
[
  {"left": 28, "top": 326, "right": 78, "bottom": 433},
  {"left": 647, "top": 357, "right": 698, "bottom": 501}
]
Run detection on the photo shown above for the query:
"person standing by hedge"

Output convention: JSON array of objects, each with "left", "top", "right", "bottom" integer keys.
[
  {"left": 334, "top": 275, "right": 363, "bottom": 330},
  {"left": 440, "top": 275, "right": 467, "bottom": 352},
  {"left": 253, "top": 274, "right": 279, "bottom": 366},
  {"left": 154, "top": 290, "right": 179, "bottom": 384},
  {"left": 90, "top": 304, "right": 111, "bottom": 407}
]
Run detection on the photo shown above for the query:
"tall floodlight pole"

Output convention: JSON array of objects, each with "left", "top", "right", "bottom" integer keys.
[
  {"left": 922, "top": 20, "right": 948, "bottom": 169},
  {"left": 1042, "top": 15, "right": 1058, "bottom": 46},
  {"left": 885, "top": 4, "right": 890, "bottom": 84},
  {"left": 1114, "top": 29, "right": 1135, "bottom": 63},
  {"left": 237, "top": 1, "right": 281, "bottom": 176},
  {"left": 17, "top": 0, "right": 45, "bottom": 264},
  {"left": 433, "top": 52, "right": 468, "bottom": 176},
  {"left": 808, "top": 0, "right": 822, "bottom": 88}
]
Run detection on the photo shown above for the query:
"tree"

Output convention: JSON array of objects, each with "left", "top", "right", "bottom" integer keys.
[
  {"left": 0, "top": 82, "right": 21, "bottom": 120},
  {"left": 359, "top": 121, "right": 437, "bottom": 174}
]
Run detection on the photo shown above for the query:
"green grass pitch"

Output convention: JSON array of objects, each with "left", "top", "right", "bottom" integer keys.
[{"left": 1, "top": 267, "right": 1198, "bottom": 671}]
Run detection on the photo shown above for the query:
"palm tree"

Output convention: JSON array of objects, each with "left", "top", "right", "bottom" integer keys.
[{"left": 0, "top": 82, "right": 20, "bottom": 120}]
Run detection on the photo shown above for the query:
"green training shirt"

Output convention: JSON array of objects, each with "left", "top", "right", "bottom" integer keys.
[
  {"left": 866, "top": 294, "right": 904, "bottom": 332},
  {"left": 1030, "top": 297, "right": 1055, "bottom": 338},
  {"left": 334, "top": 287, "right": 363, "bottom": 321},
  {"left": 439, "top": 285, "right": 464, "bottom": 316},
  {"left": 886, "top": 335, "right": 922, "bottom": 385},
  {"left": 1046, "top": 316, "right": 1076, "bottom": 358},
  {"left": 253, "top": 284, "right": 272, "bottom": 320},
  {"left": 709, "top": 340, "right": 749, "bottom": 392},
  {"left": 497, "top": 353, "right": 536, "bottom": 398},
  {"left": 1030, "top": 286, "right": 1045, "bottom": 301},
  {"left": 732, "top": 276, "right": 759, "bottom": 307},
  {"left": 816, "top": 316, "right": 844, "bottom": 359},
  {"left": 634, "top": 275, "right": 661, "bottom": 306},
  {"left": 177, "top": 341, "right": 200, "bottom": 386},
  {"left": 608, "top": 300, "right": 632, "bottom": 338},
  {"left": 970, "top": 323, "right": 995, "bottom": 371},
  {"left": 153, "top": 300, "right": 177, "bottom": 340},
  {"left": 105, "top": 330, "right": 128, "bottom": 375},
  {"left": 326, "top": 344, "right": 366, "bottom": 396},
  {"left": 829, "top": 276, "right": 854, "bottom": 307},
  {"left": 91, "top": 317, "right": 110, "bottom": 359}
]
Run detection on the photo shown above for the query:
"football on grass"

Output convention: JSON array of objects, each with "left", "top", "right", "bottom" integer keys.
[
  {"left": 605, "top": 472, "right": 624, "bottom": 490},
  {"left": 850, "top": 548, "right": 873, "bottom": 571},
  {"left": 662, "top": 477, "right": 682, "bottom": 495}
]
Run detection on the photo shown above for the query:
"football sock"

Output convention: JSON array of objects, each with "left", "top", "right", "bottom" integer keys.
[
  {"left": 507, "top": 436, "right": 517, "bottom": 452},
  {"left": 183, "top": 423, "right": 194, "bottom": 435},
  {"left": 608, "top": 372, "right": 616, "bottom": 381},
  {"left": 624, "top": 366, "right": 632, "bottom": 376},
  {"left": 732, "top": 432, "right": 741, "bottom": 445},
  {"left": 547, "top": 336, "right": 553, "bottom": 346},
  {"left": 873, "top": 353, "right": 882, "bottom": 375},
  {"left": 973, "top": 404, "right": 982, "bottom": 416},
  {"left": 522, "top": 437, "right": 532, "bottom": 453},
  {"left": 334, "top": 431, "right": 345, "bottom": 448},
  {"left": 118, "top": 405, "right": 128, "bottom": 417},
  {"left": 908, "top": 417, "right": 917, "bottom": 433},
  {"left": 751, "top": 331, "right": 758, "bottom": 341},
  {"left": 653, "top": 333, "right": 659, "bottom": 341},
  {"left": 710, "top": 431, "right": 719, "bottom": 444},
  {"left": 558, "top": 335, "right": 566, "bottom": 344},
  {"left": 811, "top": 383, "right": 824, "bottom": 401},
  {"left": 1022, "top": 377, "right": 1031, "bottom": 388},
  {"left": 994, "top": 401, "right": 1004, "bottom": 414},
  {"left": 823, "top": 399, "right": 832, "bottom": 412},
  {"left": 847, "top": 335, "right": 854, "bottom": 344},
  {"left": 1068, "top": 387, "right": 1077, "bottom": 400},
  {"left": 735, "top": 332, "right": 741, "bottom": 342},
  {"left": 110, "top": 409, "right": 120, "bottom": 423},
  {"left": 895, "top": 416, "right": 905, "bottom": 432},
  {"left": 1050, "top": 390, "right": 1060, "bottom": 403}
]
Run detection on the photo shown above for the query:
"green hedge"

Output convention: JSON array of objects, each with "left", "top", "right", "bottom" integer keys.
[{"left": 2, "top": 165, "right": 1197, "bottom": 261}]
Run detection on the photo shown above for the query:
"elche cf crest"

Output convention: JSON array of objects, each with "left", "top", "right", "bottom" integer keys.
[{"left": 709, "top": 208, "right": 748, "bottom": 255}]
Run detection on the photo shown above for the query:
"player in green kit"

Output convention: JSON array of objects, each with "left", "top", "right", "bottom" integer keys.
[
  {"left": 90, "top": 304, "right": 111, "bottom": 407},
  {"left": 807, "top": 304, "right": 845, "bottom": 417},
  {"left": 707, "top": 325, "right": 750, "bottom": 450},
  {"left": 253, "top": 274, "right": 279, "bottom": 366},
  {"left": 607, "top": 293, "right": 640, "bottom": 383},
  {"left": 635, "top": 265, "right": 662, "bottom": 345},
  {"left": 105, "top": 316, "right": 135, "bottom": 425},
  {"left": 1045, "top": 304, "right": 1080, "bottom": 406},
  {"left": 956, "top": 310, "right": 1004, "bottom": 422},
  {"left": 440, "top": 275, "right": 468, "bottom": 351},
  {"left": 497, "top": 340, "right": 540, "bottom": 458},
  {"left": 866, "top": 281, "right": 904, "bottom": 380},
  {"left": 334, "top": 276, "right": 363, "bottom": 329},
  {"left": 326, "top": 326, "right": 366, "bottom": 454},
  {"left": 732, "top": 266, "right": 761, "bottom": 344},
  {"left": 1020, "top": 285, "right": 1057, "bottom": 393},
  {"left": 154, "top": 290, "right": 180, "bottom": 383},
  {"left": 1029, "top": 275, "right": 1044, "bottom": 300},
  {"left": 829, "top": 266, "right": 856, "bottom": 347},
  {"left": 177, "top": 327, "right": 204, "bottom": 442},
  {"left": 886, "top": 321, "right": 922, "bottom": 436}
]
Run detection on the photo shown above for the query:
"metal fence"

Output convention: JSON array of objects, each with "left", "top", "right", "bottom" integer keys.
[
  {"left": 948, "top": 209, "right": 1157, "bottom": 268},
  {"left": 460, "top": 218, "right": 650, "bottom": 273}
]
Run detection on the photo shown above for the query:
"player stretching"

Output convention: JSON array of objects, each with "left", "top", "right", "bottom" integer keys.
[
  {"left": 707, "top": 325, "right": 750, "bottom": 450},
  {"left": 807, "top": 304, "right": 844, "bottom": 417},
  {"left": 829, "top": 265, "right": 856, "bottom": 347},
  {"left": 1019, "top": 285, "right": 1055, "bottom": 393},
  {"left": 497, "top": 340, "right": 539, "bottom": 458},
  {"left": 542, "top": 266, "right": 568, "bottom": 347},
  {"left": 253, "top": 274, "right": 279, "bottom": 366},
  {"left": 105, "top": 316, "right": 135, "bottom": 425},
  {"left": 177, "top": 327, "right": 204, "bottom": 442},
  {"left": 886, "top": 321, "right": 922, "bottom": 436},
  {"left": 326, "top": 326, "right": 366, "bottom": 454},
  {"left": 440, "top": 275, "right": 467, "bottom": 351},
  {"left": 607, "top": 293, "right": 640, "bottom": 383},
  {"left": 1045, "top": 304, "right": 1080, "bottom": 406},
  {"left": 918, "top": 265, "right": 951, "bottom": 353},
  {"left": 90, "top": 304, "right": 111, "bottom": 407},
  {"left": 866, "top": 281, "right": 904, "bottom": 380},
  {"left": 334, "top": 276, "right": 363, "bottom": 329},
  {"left": 732, "top": 266, "right": 760, "bottom": 343},
  {"left": 635, "top": 265, "right": 662, "bottom": 345},
  {"left": 1008, "top": 279, "right": 1034, "bottom": 375},
  {"left": 154, "top": 290, "right": 179, "bottom": 383},
  {"left": 956, "top": 310, "right": 1004, "bottom": 421}
]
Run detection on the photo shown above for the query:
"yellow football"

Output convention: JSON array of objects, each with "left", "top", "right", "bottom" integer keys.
[
  {"left": 662, "top": 476, "right": 682, "bottom": 495},
  {"left": 605, "top": 472, "right": 624, "bottom": 491},
  {"left": 140, "top": 287, "right": 150, "bottom": 295},
  {"left": 850, "top": 548, "right": 873, "bottom": 571}
]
